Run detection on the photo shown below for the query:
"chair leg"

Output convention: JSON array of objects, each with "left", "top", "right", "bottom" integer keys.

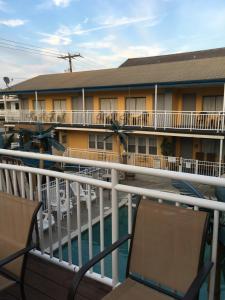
[{"left": 20, "top": 282, "right": 26, "bottom": 300}]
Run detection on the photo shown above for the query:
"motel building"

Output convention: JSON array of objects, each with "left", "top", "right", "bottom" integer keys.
[{"left": 2, "top": 47, "right": 225, "bottom": 177}]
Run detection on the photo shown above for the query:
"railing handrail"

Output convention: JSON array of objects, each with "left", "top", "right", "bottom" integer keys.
[
  {"left": 2, "top": 109, "right": 225, "bottom": 114},
  {"left": 1, "top": 149, "right": 225, "bottom": 187}
]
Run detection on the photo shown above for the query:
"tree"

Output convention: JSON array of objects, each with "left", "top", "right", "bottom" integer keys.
[{"left": 104, "top": 120, "right": 129, "bottom": 164}]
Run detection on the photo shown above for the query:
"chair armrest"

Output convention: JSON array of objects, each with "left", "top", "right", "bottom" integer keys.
[
  {"left": 67, "top": 234, "right": 131, "bottom": 300},
  {"left": 0, "top": 244, "right": 35, "bottom": 268},
  {"left": 183, "top": 262, "right": 213, "bottom": 300}
]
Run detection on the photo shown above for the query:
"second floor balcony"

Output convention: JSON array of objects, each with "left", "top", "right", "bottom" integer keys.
[{"left": 2, "top": 109, "right": 225, "bottom": 133}]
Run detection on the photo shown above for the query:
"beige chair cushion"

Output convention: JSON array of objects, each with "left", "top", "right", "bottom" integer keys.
[
  {"left": 129, "top": 200, "right": 208, "bottom": 294},
  {"left": 103, "top": 278, "right": 174, "bottom": 300},
  {"left": 0, "top": 275, "right": 15, "bottom": 291}
]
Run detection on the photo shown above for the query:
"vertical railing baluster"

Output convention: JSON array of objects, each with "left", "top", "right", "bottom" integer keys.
[
  {"left": 99, "top": 187, "right": 105, "bottom": 277},
  {"left": 12, "top": 170, "right": 18, "bottom": 196},
  {"left": 37, "top": 174, "right": 44, "bottom": 253},
  {"left": 46, "top": 176, "right": 53, "bottom": 257},
  {"left": 128, "top": 193, "right": 132, "bottom": 249},
  {"left": 209, "top": 209, "right": 219, "bottom": 300},
  {"left": 20, "top": 171, "right": 25, "bottom": 198},
  {"left": 76, "top": 182, "right": 82, "bottom": 267},
  {"left": 66, "top": 179, "right": 72, "bottom": 265},
  {"left": 28, "top": 172, "right": 33, "bottom": 200},
  {"left": 5, "top": 169, "right": 10, "bottom": 194},
  {"left": 88, "top": 184, "right": 93, "bottom": 272},
  {"left": 111, "top": 168, "right": 119, "bottom": 286},
  {"left": 56, "top": 178, "right": 62, "bottom": 261}
]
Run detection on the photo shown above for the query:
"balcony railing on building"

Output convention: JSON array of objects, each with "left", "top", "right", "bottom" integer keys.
[
  {"left": 65, "top": 147, "right": 225, "bottom": 177},
  {"left": 3, "top": 109, "right": 225, "bottom": 132}
]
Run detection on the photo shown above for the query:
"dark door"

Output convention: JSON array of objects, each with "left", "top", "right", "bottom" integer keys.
[
  {"left": 180, "top": 138, "right": 193, "bottom": 159},
  {"left": 182, "top": 94, "right": 196, "bottom": 111}
]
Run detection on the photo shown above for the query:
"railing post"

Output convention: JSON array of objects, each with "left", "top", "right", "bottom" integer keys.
[
  {"left": 111, "top": 168, "right": 119, "bottom": 287},
  {"left": 195, "top": 160, "right": 198, "bottom": 174},
  {"left": 209, "top": 209, "right": 219, "bottom": 300},
  {"left": 190, "top": 111, "right": 193, "bottom": 131}
]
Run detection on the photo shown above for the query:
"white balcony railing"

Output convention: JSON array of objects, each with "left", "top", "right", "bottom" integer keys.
[
  {"left": 0, "top": 149, "right": 225, "bottom": 299},
  {"left": 66, "top": 148, "right": 225, "bottom": 177},
  {"left": 3, "top": 109, "right": 225, "bottom": 132}
]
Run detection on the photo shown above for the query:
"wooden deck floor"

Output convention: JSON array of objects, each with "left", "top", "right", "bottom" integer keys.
[{"left": 0, "top": 254, "right": 111, "bottom": 300}]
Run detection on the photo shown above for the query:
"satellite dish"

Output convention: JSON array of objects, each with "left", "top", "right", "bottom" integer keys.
[{"left": 3, "top": 77, "right": 10, "bottom": 87}]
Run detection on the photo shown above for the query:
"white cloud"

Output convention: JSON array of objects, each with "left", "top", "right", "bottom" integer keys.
[
  {"left": 39, "top": 32, "right": 72, "bottom": 46},
  {"left": 52, "top": 0, "right": 71, "bottom": 7},
  {"left": 0, "top": 19, "right": 27, "bottom": 27}
]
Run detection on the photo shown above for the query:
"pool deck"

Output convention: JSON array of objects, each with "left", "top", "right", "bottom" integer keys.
[{"left": 1, "top": 254, "right": 111, "bottom": 300}]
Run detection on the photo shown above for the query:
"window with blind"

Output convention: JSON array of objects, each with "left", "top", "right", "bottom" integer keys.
[
  {"left": 100, "top": 98, "right": 117, "bottom": 111},
  {"left": 89, "top": 134, "right": 113, "bottom": 151},
  {"left": 125, "top": 97, "right": 146, "bottom": 111},
  {"left": 53, "top": 99, "right": 66, "bottom": 111},
  {"left": 33, "top": 99, "right": 46, "bottom": 110},
  {"left": 128, "top": 136, "right": 157, "bottom": 154},
  {"left": 149, "top": 137, "right": 157, "bottom": 154},
  {"left": 202, "top": 96, "right": 223, "bottom": 111},
  {"left": 128, "top": 136, "right": 136, "bottom": 153},
  {"left": 138, "top": 137, "right": 146, "bottom": 154}
]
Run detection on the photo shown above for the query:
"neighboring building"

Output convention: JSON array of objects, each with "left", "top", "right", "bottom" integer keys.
[{"left": 1, "top": 47, "right": 225, "bottom": 176}]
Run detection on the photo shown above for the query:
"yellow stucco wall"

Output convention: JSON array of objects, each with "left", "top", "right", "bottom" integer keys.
[{"left": 27, "top": 86, "right": 224, "bottom": 113}]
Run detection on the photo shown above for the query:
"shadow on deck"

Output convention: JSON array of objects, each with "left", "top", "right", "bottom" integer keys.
[{"left": 1, "top": 254, "right": 111, "bottom": 300}]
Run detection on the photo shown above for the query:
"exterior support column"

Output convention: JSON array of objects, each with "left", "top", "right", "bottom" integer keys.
[
  {"left": 154, "top": 84, "right": 158, "bottom": 130},
  {"left": 222, "top": 83, "right": 225, "bottom": 132},
  {"left": 223, "top": 83, "right": 225, "bottom": 112},
  {"left": 3, "top": 94, "right": 7, "bottom": 122},
  {"left": 82, "top": 88, "right": 85, "bottom": 125},
  {"left": 218, "top": 139, "right": 223, "bottom": 177},
  {"left": 35, "top": 90, "right": 38, "bottom": 111}
]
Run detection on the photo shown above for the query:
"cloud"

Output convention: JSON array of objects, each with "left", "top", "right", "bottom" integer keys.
[
  {"left": 40, "top": 14, "right": 159, "bottom": 47},
  {"left": 0, "top": 19, "right": 27, "bottom": 27},
  {"left": 39, "top": 32, "right": 72, "bottom": 46},
  {"left": 52, "top": 0, "right": 71, "bottom": 7}
]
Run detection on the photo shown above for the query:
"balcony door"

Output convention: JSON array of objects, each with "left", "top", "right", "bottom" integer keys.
[
  {"left": 180, "top": 138, "right": 193, "bottom": 159},
  {"left": 157, "top": 93, "right": 173, "bottom": 127},
  {"left": 72, "top": 96, "right": 93, "bottom": 123},
  {"left": 202, "top": 96, "right": 223, "bottom": 112},
  {"left": 182, "top": 94, "right": 196, "bottom": 111}
]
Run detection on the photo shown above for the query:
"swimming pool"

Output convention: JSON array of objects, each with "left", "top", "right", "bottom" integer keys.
[{"left": 54, "top": 206, "right": 225, "bottom": 299}]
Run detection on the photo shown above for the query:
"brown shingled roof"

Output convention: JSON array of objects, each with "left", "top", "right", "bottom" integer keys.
[
  {"left": 120, "top": 47, "right": 225, "bottom": 67},
  {"left": 3, "top": 55, "right": 225, "bottom": 94}
]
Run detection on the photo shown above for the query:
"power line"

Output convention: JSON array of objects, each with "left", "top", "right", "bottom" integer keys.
[
  {"left": 58, "top": 52, "right": 82, "bottom": 72},
  {"left": 0, "top": 36, "right": 63, "bottom": 56}
]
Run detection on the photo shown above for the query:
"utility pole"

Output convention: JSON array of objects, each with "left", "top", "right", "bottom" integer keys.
[{"left": 58, "top": 52, "right": 82, "bottom": 72}]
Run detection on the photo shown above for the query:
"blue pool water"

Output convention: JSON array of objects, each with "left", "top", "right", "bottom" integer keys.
[{"left": 54, "top": 206, "right": 225, "bottom": 299}]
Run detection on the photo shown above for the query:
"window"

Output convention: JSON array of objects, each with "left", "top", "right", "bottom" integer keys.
[
  {"left": 128, "top": 136, "right": 157, "bottom": 154},
  {"left": 203, "top": 96, "right": 223, "bottom": 111},
  {"left": 15, "top": 103, "right": 19, "bottom": 110},
  {"left": 33, "top": 99, "right": 46, "bottom": 110},
  {"left": 97, "top": 135, "right": 104, "bottom": 149},
  {"left": 138, "top": 137, "right": 146, "bottom": 154},
  {"left": 128, "top": 136, "right": 136, "bottom": 153},
  {"left": 126, "top": 97, "right": 146, "bottom": 111},
  {"left": 100, "top": 98, "right": 117, "bottom": 111},
  {"left": 0, "top": 103, "right": 4, "bottom": 110},
  {"left": 89, "top": 135, "right": 96, "bottom": 149},
  {"left": 61, "top": 133, "right": 67, "bottom": 144},
  {"left": 53, "top": 99, "right": 66, "bottom": 111},
  {"left": 149, "top": 137, "right": 157, "bottom": 154},
  {"left": 89, "top": 134, "right": 112, "bottom": 151},
  {"left": 105, "top": 135, "right": 112, "bottom": 150}
]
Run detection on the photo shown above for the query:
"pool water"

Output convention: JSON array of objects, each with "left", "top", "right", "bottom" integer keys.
[{"left": 54, "top": 206, "right": 225, "bottom": 299}]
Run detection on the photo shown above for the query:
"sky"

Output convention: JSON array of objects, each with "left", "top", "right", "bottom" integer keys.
[{"left": 1, "top": 0, "right": 225, "bottom": 87}]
